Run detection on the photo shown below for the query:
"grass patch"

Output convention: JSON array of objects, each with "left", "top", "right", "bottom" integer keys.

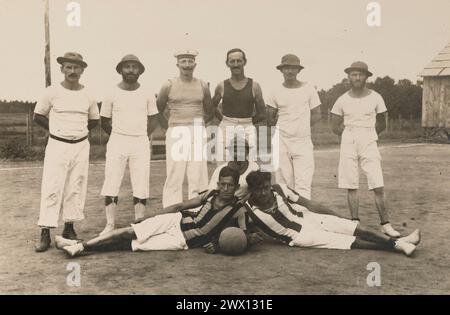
[{"left": 0, "top": 141, "right": 44, "bottom": 160}]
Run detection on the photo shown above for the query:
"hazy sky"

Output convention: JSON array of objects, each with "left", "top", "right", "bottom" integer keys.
[{"left": 1, "top": 0, "right": 450, "bottom": 101}]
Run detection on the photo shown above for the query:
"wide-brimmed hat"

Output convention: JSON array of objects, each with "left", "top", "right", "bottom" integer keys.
[
  {"left": 276, "top": 54, "right": 304, "bottom": 70},
  {"left": 56, "top": 52, "right": 87, "bottom": 68},
  {"left": 174, "top": 49, "right": 199, "bottom": 59},
  {"left": 116, "top": 54, "right": 145, "bottom": 74},
  {"left": 344, "top": 61, "right": 373, "bottom": 77}
]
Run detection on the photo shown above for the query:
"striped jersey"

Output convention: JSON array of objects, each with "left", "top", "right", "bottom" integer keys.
[
  {"left": 180, "top": 190, "right": 245, "bottom": 248},
  {"left": 244, "top": 184, "right": 307, "bottom": 244}
]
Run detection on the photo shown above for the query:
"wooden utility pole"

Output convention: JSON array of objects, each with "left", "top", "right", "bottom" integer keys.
[
  {"left": 44, "top": 0, "right": 51, "bottom": 88},
  {"left": 31, "top": 0, "right": 51, "bottom": 146}
]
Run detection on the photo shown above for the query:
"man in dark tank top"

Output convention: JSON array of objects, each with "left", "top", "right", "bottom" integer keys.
[{"left": 212, "top": 48, "right": 267, "bottom": 162}]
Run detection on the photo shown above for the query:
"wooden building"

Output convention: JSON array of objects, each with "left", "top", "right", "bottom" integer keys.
[{"left": 420, "top": 42, "right": 450, "bottom": 137}]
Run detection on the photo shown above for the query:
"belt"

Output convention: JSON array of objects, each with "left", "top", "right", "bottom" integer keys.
[
  {"left": 221, "top": 115, "right": 253, "bottom": 125},
  {"left": 345, "top": 126, "right": 375, "bottom": 130},
  {"left": 50, "top": 134, "right": 88, "bottom": 144}
]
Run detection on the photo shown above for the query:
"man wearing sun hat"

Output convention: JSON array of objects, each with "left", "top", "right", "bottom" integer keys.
[
  {"left": 34, "top": 52, "right": 100, "bottom": 252},
  {"left": 157, "top": 50, "right": 214, "bottom": 207},
  {"left": 331, "top": 61, "right": 401, "bottom": 237},
  {"left": 97, "top": 54, "right": 160, "bottom": 236},
  {"left": 266, "top": 54, "right": 322, "bottom": 199}
]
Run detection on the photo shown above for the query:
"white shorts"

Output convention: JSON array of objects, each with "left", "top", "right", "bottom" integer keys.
[
  {"left": 289, "top": 211, "right": 358, "bottom": 250},
  {"left": 101, "top": 133, "right": 150, "bottom": 198},
  {"left": 338, "top": 127, "right": 384, "bottom": 190},
  {"left": 130, "top": 212, "right": 188, "bottom": 251}
]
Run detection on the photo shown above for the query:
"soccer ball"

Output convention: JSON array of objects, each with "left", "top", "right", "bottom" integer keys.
[{"left": 218, "top": 227, "right": 248, "bottom": 256}]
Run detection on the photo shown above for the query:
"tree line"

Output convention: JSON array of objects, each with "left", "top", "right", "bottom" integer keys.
[
  {"left": 0, "top": 100, "right": 36, "bottom": 113},
  {"left": 1, "top": 76, "right": 423, "bottom": 121},
  {"left": 318, "top": 76, "right": 423, "bottom": 120}
]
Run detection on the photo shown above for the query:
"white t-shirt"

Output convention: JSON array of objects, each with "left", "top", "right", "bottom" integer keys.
[
  {"left": 101, "top": 85, "right": 158, "bottom": 136},
  {"left": 34, "top": 84, "right": 100, "bottom": 140},
  {"left": 208, "top": 161, "right": 260, "bottom": 199},
  {"left": 267, "top": 82, "right": 321, "bottom": 138},
  {"left": 331, "top": 89, "right": 387, "bottom": 128}
]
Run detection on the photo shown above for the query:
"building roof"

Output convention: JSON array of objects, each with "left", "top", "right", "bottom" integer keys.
[{"left": 420, "top": 42, "right": 450, "bottom": 77}]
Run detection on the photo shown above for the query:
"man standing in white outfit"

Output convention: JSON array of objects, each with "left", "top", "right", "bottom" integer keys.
[
  {"left": 34, "top": 52, "right": 100, "bottom": 252},
  {"left": 331, "top": 61, "right": 401, "bottom": 237},
  {"left": 267, "top": 54, "right": 321, "bottom": 199},
  {"left": 99, "top": 54, "right": 160, "bottom": 235},
  {"left": 157, "top": 50, "right": 214, "bottom": 207}
]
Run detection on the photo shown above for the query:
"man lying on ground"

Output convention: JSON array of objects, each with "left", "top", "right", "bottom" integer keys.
[
  {"left": 57, "top": 167, "right": 249, "bottom": 257},
  {"left": 244, "top": 171, "right": 420, "bottom": 257}
]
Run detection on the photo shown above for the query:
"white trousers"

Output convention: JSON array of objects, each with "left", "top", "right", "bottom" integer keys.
[
  {"left": 216, "top": 116, "right": 257, "bottom": 162},
  {"left": 274, "top": 135, "right": 314, "bottom": 199},
  {"left": 162, "top": 126, "right": 208, "bottom": 207},
  {"left": 289, "top": 210, "right": 357, "bottom": 250},
  {"left": 101, "top": 133, "right": 150, "bottom": 199},
  {"left": 37, "top": 138, "right": 89, "bottom": 228}
]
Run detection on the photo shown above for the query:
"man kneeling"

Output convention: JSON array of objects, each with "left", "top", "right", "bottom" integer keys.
[
  {"left": 57, "top": 167, "right": 246, "bottom": 257},
  {"left": 244, "top": 171, "right": 420, "bottom": 257}
]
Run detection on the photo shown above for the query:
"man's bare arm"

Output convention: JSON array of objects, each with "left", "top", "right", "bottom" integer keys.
[
  {"left": 212, "top": 83, "right": 223, "bottom": 121},
  {"left": 156, "top": 83, "right": 170, "bottom": 113},
  {"left": 331, "top": 113, "right": 344, "bottom": 136},
  {"left": 253, "top": 82, "right": 267, "bottom": 125},
  {"left": 147, "top": 114, "right": 159, "bottom": 136},
  {"left": 100, "top": 116, "right": 112, "bottom": 135},
  {"left": 88, "top": 119, "right": 99, "bottom": 131},
  {"left": 292, "top": 195, "right": 345, "bottom": 218},
  {"left": 33, "top": 113, "right": 49, "bottom": 130},
  {"left": 202, "top": 83, "right": 214, "bottom": 124},
  {"left": 376, "top": 112, "right": 387, "bottom": 135},
  {"left": 266, "top": 105, "right": 278, "bottom": 127},
  {"left": 135, "top": 195, "right": 204, "bottom": 223},
  {"left": 310, "top": 106, "right": 322, "bottom": 126}
]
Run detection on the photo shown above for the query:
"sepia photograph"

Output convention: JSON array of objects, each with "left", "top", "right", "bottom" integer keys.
[{"left": 0, "top": 0, "right": 449, "bottom": 298}]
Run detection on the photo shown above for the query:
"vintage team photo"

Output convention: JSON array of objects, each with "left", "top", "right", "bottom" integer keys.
[{"left": 0, "top": 0, "right": 449, "bottom": 295}]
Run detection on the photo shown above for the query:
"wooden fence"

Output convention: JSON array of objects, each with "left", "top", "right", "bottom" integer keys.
[{"left": 1, "top": 104, "right": 424, "bottom": 148}]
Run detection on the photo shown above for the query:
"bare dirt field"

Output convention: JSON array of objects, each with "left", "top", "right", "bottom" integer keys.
[{"left": 0, "top": 143, "right": 449, "bottom": 294}]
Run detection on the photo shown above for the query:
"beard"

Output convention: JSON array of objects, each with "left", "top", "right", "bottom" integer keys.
[
  {"left": 122, "top": 73, "right": 139, "bottom": 83},
  {"left": 284, "top": 74, "right": 297, "bottom": 81},
  {"left": 67, "top": 74, "right": 79, "bottom": 80},
  {"left": 350, "top": 81, "right": 365, "bottom": 89}
]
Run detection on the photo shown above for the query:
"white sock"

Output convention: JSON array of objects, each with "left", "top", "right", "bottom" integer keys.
[
  {"left": 134, "top": 203, "right": 146, "bottom": 220},
  {"left": 105, "top": 203, "right": 116, "bottom": 227}
]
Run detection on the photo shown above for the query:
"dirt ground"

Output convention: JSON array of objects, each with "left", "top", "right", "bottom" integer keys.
[{"left": 1, "top": 143, "right": 449, "bottom": 294}]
